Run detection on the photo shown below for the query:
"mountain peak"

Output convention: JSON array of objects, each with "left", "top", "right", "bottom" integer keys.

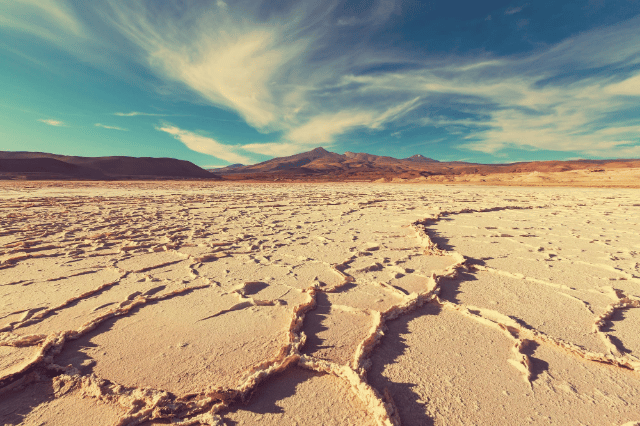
[
  {"left": 302, "top": 146, "right": 337, "bottom": 160},
  {"left": 405, "top": 154, "right": 438, "bottom": 163}
]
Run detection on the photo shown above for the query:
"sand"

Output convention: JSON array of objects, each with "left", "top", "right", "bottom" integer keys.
[
  {"left": 416, "top": 167, "right": 640, "bottom": 187},
  {"left": 0, "top": 181, "right": 639, "bottom": 426}
]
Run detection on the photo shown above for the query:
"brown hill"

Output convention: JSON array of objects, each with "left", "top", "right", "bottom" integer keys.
[
  {"left": 0, "top": 152, "right": 221, "bottom": 180},
  {"left": 211, "top": 163, "right": 245, "bottom": 173},
  {"left": 3, "top": 148, "right": 638, "bottom": 184},
  {"left": 221, "top": 147, "right": 441, "bottom": 175},
  {"left": 404, "top": 154, "right": 440, "bottom": 163},
  {"left": 218, "top": 147, "right": 640, "bottom": 182},
  {"left": 0, "top": 158, "right": 106, "bottom": 179}
]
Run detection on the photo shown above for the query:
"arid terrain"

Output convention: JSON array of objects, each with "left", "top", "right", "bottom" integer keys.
[
  {"left": 2, "top": 149, "right": 640, "bottom": 187},
  {"left": 1, "top": 181, "right": 639, "bottom": 426},
  {"left": 214, "top": 148, "right": 640, "bottom": 187}
]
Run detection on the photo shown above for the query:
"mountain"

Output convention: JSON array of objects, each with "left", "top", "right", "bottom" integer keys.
[
  {"left": 241, "top": 147, "right": 344, "bottom": 172},
  {"left": 3, "top": 148, "right": 638, "bottom": 182},
  {"left": 404, "top": 154, "right": 439, "bottom": 163},
  {"left": 210, "top": 163, "right": 245, "bottom": 173},
  {"left": 216, "top": 147, "right": 640, "bottom": 181},
  {"left": 0, "top": 152, "right": 221, "bottom": 180},
  {"left": 220, "top": 147, "right": 440, "bottom": 175},
  {"left": 0, "top": 158, "right": 107, "bottom": 179}
]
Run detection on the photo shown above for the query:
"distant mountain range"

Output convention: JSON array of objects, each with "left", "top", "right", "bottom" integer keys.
[
  {"left": 212, "top": 147, "right": 442, "bottom": 174},
  {"left": 210, "top": 147, "right": 640, "bottom": 181},
  {"left": 0, "top": 152, "right": 219, "bottom": 180},
  {"left": 2, "top": 148, "right": 638, "bottom": 181}
]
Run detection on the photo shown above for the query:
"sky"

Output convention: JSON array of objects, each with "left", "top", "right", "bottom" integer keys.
[{"left": 1, "top": 0, "right": 639, "bottom": 166}]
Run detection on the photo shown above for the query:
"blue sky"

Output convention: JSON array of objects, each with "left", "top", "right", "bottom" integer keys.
[{"left": 1, "top": 0, "right": 639, "bottom": 166}]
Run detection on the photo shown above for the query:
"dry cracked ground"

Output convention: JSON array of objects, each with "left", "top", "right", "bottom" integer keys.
[{"left": 0, "top": 181, "right": 639, "bottom": 426}]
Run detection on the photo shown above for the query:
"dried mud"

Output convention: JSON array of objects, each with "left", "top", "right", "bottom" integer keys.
[{"left": 1, "top": 181, "right": 639, "bottom": 425}]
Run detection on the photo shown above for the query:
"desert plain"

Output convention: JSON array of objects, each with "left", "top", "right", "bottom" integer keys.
[{"left": 1, "top": 180, "right": 639, "bottom": 426}]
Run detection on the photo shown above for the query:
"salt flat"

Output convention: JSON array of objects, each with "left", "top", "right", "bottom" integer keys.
[{"left": 0, "top": 181, "right": 639, "bottom": 426}]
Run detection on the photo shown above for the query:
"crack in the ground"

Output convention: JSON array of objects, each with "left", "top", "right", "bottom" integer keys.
[{"left": 2, "top": 187, "right": 639, "bottom": 425}]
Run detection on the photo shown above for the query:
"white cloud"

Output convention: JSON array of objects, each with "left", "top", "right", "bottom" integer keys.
[
  {"left": 285, "top": 112, "right": 375, "bottom": 145},
  {"left": 100, "top": 1, "right": 428, "bottom": 153},
  {"left": 0, "top": 0, "right": 85, "bottom": 42},
  {"left": 586, "top": 144, "right": 640, "bottom": 158},
  {"left": 282, "top": 98, "right": 421, "bottom": 147},
  {"left": 156, "top": 125, "right": 251, "bottom": 164},
  {"left": 95, "top": 123, "right": 127, "bottom": 131},
  {"left": 114, "top": 111, "right": 165, "bottom": 117},
  {"left": 0, "top": 0, "right": 137, "bottom": 80},
  {"left": 336, "top": 25, "right": 640, "bottom": 157},
  {"left": 5, "top": 2, "right": 640, "bottom": 159},
  {"left": 604, "top": 74, "right": 640, "bottom": 96},
  {"left": 105, "top": 2, "right": 314, "bottom": 130},
  {"left": 38, "top": 119, "right": 65, "bottom": 127},
  {"left": 242, "top": 142, "right": 306, "bottom": 157},
  {"left": 454, "top": 74, "right": 640, "bottom": 154},
  {"left": 505, "top": 5, "right": 525, "bottom": 15}
]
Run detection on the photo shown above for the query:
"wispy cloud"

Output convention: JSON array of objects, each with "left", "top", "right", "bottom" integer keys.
[
  {"left": 505, "top": 5, "right": 526, "bottom": 15},
  {"left": 156, "top": 125, "right": 251, "bottom": 164},
  {"left": 104, "top": 2, "right": 311, "bottom": 130},
  {"left": 113, "top": 111, "right": 166, "bottom": 117},
  {"left": 0, "top": 0, "right": 85, "bottom": 43},
  {"left": 285, "top": 111, "right": 377, "bottom": 146},
  {"left": 6, "top": 2, "right": 640, "bottom": 159},
  {"left": 100, "top": 2, "right": 639, "bottom": 158},
  {"left": 242, "top": 142, "right": 305, "bottom": 157},
  {"left": 38, "top": 119, "right": 65, "bottom": 127},
  {"left": 100, "top": 1, "right": 411, "bottom": 150},
  {"left": 95, "top": 123, "right": 127, "bottom": 131}
]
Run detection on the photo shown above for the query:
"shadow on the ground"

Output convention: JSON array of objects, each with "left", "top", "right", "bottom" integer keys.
[
  {"left": 368, "top": 303, "right": 441, "bottom": 426},
  {"left": 301, "top": 292, "right": 331, "bottom": 355},
  {"left": 0, "top": 380, "right": 56, "bottom": 425},
  {"left": 601, "top": 309, "right": 635, "bottom": 355},
  {"left": 220, "top": 367, "right": 320, "bottom": 424}
]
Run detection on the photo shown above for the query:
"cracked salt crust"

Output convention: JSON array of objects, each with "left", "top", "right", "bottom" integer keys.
[{"left": 1, "top": 181, "right": 639, "bottom": 426}]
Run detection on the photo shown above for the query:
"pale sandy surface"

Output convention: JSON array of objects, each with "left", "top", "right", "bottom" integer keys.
[
  {"left": 403, "top": 167, "right": 640, "bottom": 187},
  {"left": 0, "top": 181, "right": 639, "bottom": 426}
]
